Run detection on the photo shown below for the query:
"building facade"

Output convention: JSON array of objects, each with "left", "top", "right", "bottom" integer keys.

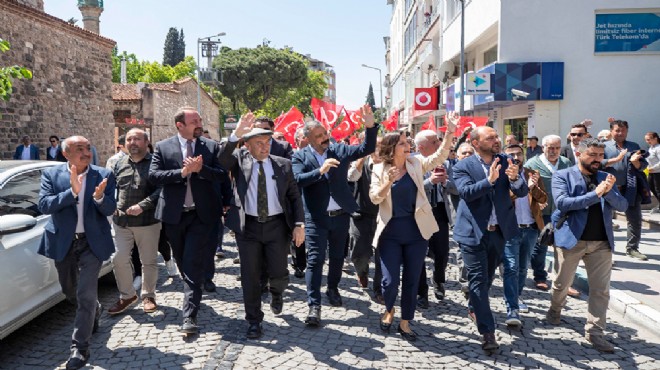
[
  {"left": 0, "top": 0, "right": 116, "bottom": 162},
  {"left": 304, "top": 54, "right": 337, "bottom": 104}
]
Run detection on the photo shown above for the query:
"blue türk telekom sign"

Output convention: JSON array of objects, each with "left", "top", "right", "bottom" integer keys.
[{"left": 595, "top": 12, "right": 660, "bottom": 53}]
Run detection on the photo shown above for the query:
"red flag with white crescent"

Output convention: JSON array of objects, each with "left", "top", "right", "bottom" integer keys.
[
  {"left": 382, "top": 110, "right": 399, "bottom": 131},
  {"left": 331, "top": 115, "right": 356, "bottom": 142},
  {"left": 274, "top": 106, "right": 305, "bottom": 146},
  {"left": 345, "top": 109, "right": 363, "bottom": 130},
  {"left": 420, "top": 114, "right": 436, "bottom": 132},
  {"left": 311, "top": 97, "right": 343, "bottom": 130},
  {"left": 438, "top": 116, "right": 489, "bottom": 136}
]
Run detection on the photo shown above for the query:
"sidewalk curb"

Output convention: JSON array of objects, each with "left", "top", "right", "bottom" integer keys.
[{"left": 545, "top": 253, "right": 660, "bottom": 335}]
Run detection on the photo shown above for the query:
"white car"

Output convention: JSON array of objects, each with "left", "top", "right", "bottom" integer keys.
[{"left": 0, "top": 161, "right": 113, "bottom": 339}]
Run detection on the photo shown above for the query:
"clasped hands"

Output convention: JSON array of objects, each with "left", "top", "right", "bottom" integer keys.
[
  {"left": 70, "top": 164, "right": 107, "bottom": 200},
  {"left": 182, "top": 156, "right": 203, "bottom": 177},
  {"left": 487, "top": 158, "right": 519, "bottom": 184},
  {"left": 595, "top": 174, "right": 616, "bottom": 197}
]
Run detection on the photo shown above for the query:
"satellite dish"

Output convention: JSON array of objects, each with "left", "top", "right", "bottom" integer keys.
[{"left": 438, "top": 60, "right": 455, "bottom": 76}]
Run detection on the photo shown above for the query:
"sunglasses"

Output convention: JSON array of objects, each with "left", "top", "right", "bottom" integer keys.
[
  {"left": 570, "top": 133, "right": 584, "bottom": 137},
  {"left": 50, "top": 140, "right": 57, "bottom": 143}
]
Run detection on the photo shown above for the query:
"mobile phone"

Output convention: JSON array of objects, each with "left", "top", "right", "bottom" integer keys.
[{"left": 434, "top": 167, "right": 446, "bottom": 174}]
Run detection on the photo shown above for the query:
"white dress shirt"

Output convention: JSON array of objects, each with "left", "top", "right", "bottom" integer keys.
[
  {"left": 177, "top": 134, "right": 195, "bottom": 207},
  {"left": 312, "top": 149, "right": 341, "bottom": 211},
  {"left": 245, "top": 156, "right": 283, "bottom": 217},
  {"left": 67, "top": 164, "right": 89, "bottom": 233},
  {"left": 21, "top": 145, "right": 32, "bottom": 160}
]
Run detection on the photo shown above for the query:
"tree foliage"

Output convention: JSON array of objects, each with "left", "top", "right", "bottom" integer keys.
[
  {"left": 255, "top": 69, "right": 328, "bottom": 118},
  {"left": 366, "top": 82, "right": 376, "bottom": 112},
  {"left": 0, "top": 39, "right": 33, "bottom": 101},
  {"left": 163, "top": 27, "right": 185, "bottom": 66},
  {"left": 112, "top": 47, "right": 196, "bottom": 84},
  {"left": 214, "top": 46, "right": 308, "bottom": 112}
]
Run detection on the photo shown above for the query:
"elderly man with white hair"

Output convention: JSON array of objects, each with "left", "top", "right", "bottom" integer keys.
[{"left": 524, "top": 135, "right": 578, "bottom": 297}]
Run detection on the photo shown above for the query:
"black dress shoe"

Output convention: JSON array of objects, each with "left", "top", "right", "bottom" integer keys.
[
  {"left": 326, "top": 288, "right": 343, "bottom": 307},
  {"left": 417, "top": 296, "right": 429, "bottom": 309},
  {"left": 294, "top": 267, "right": 305, "bottom": 278},
  {"left": 397, "top": 324, "right": 417, "bottom": 342},
  {"left": 92, "top": 302, "right": 102, "bottom": 334},
  {"left": 179, "top": 317, "right": 198, "bottom": 334},
  {"left": 482, "top": 332, "right": 499, "bottom": 351},
  {"left": 434, "top": 283, "right": 445, "bottom": 301},
  {"left": 204, "top": 280, "right": 216, "bottom": 293},
  {"left": 380, "top": 319, "right": 392, "bottom": 333},
  {"left": 65, "top": 348, "right": 90, "bottom": 370},
  {"left": 270, "top": 293, "right": 283, "bottom": 315},
  {"left": 246, "top": 322, "right": 263, "bottom": 339},
  {"left": 304, "top": 305, "right": 321, "bottom": 327}
]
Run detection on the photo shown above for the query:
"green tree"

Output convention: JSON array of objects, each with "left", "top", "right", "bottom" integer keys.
[
  {"left": 111, "top": 47, "right": 145, "bottom": 83},
  {"left": 0, "top": 39, "right": 33, "bottom": 101},
  {"left": 112, "top": 47, "right": 196, "bottom": 84},
  {"left": 214, "top": 46, "right": 308, "bottom": 111},
  {"left": 366, "top": 82, "right": 376, "bottom": 112},
  {"left": 177, "top": 29, "right": 186, "bottom": 66},
  {"left": 256, "top": 69, "right": 328, "bottom": 118},
  {"left": 163, "top": 27, "right": 184, "bottom": 66}
]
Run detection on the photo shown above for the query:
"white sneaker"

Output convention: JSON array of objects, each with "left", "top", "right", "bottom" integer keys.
[
  {"left": 519, "top": 300, "right": 529, "bottom": 313},
  {"left": 132, "top": 276, "right": 142, "bottom": 292},
  {"left": 165, "top": 259, "right": 178, "bottom": 277}
]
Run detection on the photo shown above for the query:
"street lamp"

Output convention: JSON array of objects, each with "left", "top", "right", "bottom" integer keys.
[
  {"left": 361, "top": 63, "right": 383, "bottom": 109},
  {"left": 197, "top": 32, "right": 226, "bottom": 112}
]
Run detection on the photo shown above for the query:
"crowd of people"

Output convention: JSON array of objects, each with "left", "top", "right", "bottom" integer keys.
[{"left": 32, "top": 107, "right": 660, "bottom": 369}]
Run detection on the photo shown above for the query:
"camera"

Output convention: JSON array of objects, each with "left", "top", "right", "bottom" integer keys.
[{"left": 511, "top": 88, "right": 530, "bottom": 101}]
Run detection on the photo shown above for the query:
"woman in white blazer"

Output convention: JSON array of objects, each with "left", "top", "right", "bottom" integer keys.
[{"left": 369, "top": 113, "right": 457, "bottom": 341}]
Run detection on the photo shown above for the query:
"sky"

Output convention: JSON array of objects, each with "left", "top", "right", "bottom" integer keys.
[{"left": 45, "top": 0, "right": 392, "bottom": 110}]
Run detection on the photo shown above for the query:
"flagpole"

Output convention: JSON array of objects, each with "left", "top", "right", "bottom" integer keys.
[{"left": 459, "top": 0, "right": 465, "bottom": 116}]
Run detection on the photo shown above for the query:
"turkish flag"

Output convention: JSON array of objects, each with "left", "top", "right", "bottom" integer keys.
[
  {"left": 331, "top": 115, "right": 357, "bottom": 142},
  {"left": 438, "top": 116, "right": 489, "bottom": 136},
  {"left": 414, "top": 87, "right": 438, "bottom": 111},
  {"left": 349, "top": 135, "right": 360, "bottom": 146},
  {"left": 420, "top": 114, "right": 436, "bottom": 132},
  {"left": 382, "top": 110, "right": 399, "bottom": 131},
  {"left": 274, "top": 106, "right": 305, "bottom": 146},
  {"left": 311, "top": 97, "right": 343, "bottom": 130},
  {"left": 344, "top": 109, "right": 363, "bottom": 131}
]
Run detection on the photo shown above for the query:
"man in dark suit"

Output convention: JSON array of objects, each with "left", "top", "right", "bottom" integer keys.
[
  {"left": 46, "top": 135, "right": 66, "bottom": 161},
  {"left": 292, "top": 105, "right": 378, "bottom": 326},
  {"left": 254, "top": 116, "right": 294, "bottom": 159},
  {"left": 452, "top": 126, "right": 528, "bottom": 352},
  {"left": 560, "top": 123, "right": 588, "bottom": 165},
  {"left": 218, "top": 114, "right": 305, "bottom": 339},
  {"left": 148, "top": 107, "right": 226, "bottom": 334},
  {"left": 14, "top": 135, "right": 40, "bottom": 160},
  {"left": 38, "top": 136, "right": 116, "bottom": 369}
]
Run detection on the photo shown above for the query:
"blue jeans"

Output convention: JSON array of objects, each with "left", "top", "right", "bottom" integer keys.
[
  {"left": 503, "top": 226, "right": 539, "bottom": 312},
  {"left": 460, "top": 229, "right": 504, "bottom": 334},
  {"left": 305, "top": 213, "right": 350, "bottom": 306},
  {"left": 530, "top": 215, "right": 551, "bottom": 282}
]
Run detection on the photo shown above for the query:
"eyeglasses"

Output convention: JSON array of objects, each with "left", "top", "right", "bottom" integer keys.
[
  {"left": 570, "top": 133, "right": 584, "bottom": 137},
  {"left": 50, "top": 140, "right": 57, "bottom": 143}
]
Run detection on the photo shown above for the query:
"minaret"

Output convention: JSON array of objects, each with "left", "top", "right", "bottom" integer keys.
[{"left": 77, "top": 0, "right": 104, "bottom": 34}]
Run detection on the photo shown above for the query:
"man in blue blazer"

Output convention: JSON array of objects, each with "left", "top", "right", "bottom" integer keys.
[
  {"left": 548, "top": 138, "right": 627, "bottom": 353},
  {"left": 14, "top": 135, "right": 40, "bottom": 160},
  {"left": 38, "top": 136, "right": 116, "bottom": 369},
  {"left": 452, "top": 126, "right": 528, "bottom": 351},
  {"left": 149, "top": 107, "right": 227, "bottom": 334},
  {"left": 292, "top": 105, "right": 378, "bottom": 326}
]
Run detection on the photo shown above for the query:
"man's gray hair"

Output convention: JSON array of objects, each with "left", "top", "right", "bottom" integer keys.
[
  {"left": 457, "top": 142, "right": 474, "bottom": 153},
  {"left": 414, "top": 130, "right": 438, "bottom": 146},
  {"left": 541, "top": 134, "right": 562, "bottom": 146},
  {"left": 303, "top": 119, "right": 325, "bottom": 138},
  {"left": 576, "top": 138, "right": 605, "bottom": 153}
]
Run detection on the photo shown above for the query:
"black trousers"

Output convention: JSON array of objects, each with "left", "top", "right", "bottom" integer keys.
[
  {"left": 418, "top": 203, "right": 450, "bottom": 298},
  {"left": 236, "top": 215, "right": 290, "bottom": 324},
  {"left": 164, "top": 211, "right": 215, "bottom": 319},
  {"left": 649, "top": 172, "right": 660, "bottom": 203}
]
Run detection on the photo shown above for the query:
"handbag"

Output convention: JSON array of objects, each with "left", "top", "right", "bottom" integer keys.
[{"left": 537, "top": 213, "right": 570, "bottom": 246}]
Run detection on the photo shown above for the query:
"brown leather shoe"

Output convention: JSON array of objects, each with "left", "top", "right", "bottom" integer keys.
[
  {"left": 107, "top": 295, "right": 138, "bottom": 315},
  {"left": 142, "top": 297, "right": 157, "bottom": 313},
  {"left": 356, "top": 273, "right": 368, "bottom": 288},
  {"left": 586, "top": 333, "right": 615, "bottom": 353},
  {"left": 481, "top": 332, "right": 499, "bottom": 351}
]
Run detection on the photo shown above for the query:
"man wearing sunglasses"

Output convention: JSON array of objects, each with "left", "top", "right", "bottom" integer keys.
[{"left": 561, "top": 123, "right": 588, "bottom": 165}]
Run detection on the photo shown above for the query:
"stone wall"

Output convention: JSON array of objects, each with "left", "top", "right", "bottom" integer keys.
[
  {"left": 149, "top": 80, "right": 220, "bottom": 144},
  {"left": 0, "top": 1, "right": 116, "bottom": 163}
]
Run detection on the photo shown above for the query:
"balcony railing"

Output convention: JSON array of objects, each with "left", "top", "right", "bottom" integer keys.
[
  {"left": 418, "top": 0, "right": 441, "bottom": 39},
  {"left": 77, "top": 0, "right": 104, "bottom": 8}
]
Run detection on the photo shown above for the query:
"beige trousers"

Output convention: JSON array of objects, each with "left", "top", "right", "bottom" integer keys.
[
  {"left": 112, "top": 222, "right": 161, "bottom": 299},
  {"left": 550, "top": 240, "right": 612, "bottom": 336}
]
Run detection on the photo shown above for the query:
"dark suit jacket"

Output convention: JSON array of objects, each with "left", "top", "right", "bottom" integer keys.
[
  {"left": 149, "top": 135, "right": 226, "bottom": 224},
  {"left": 560, "top": 145, "right": 576, "bottom": 165},
  {"left": 46, "top": 146, "right": 66, "bottom": 162},
  {"left": 270, "top": 138, "right": 293, "bottom": 159},
  {"left": 14, "top": 145, "right": 40, "bottom": 160},
  {"left": 292, "top": 125, "right": 378, "bottom": 226},
  {"left": 552, "top": 166, "right": 628, "bottom": 250},
  {"left": 423, "top": 159, "right": 458, "bottom": 225},
  {"left": 452, "top": 154, "right": 529, "bottom": 246},
  {"left": 38, "top": 164, "right": 117, "bottom": 262},
  {"left": 218, "top": 139, "right": 304, "bottom": 235}
]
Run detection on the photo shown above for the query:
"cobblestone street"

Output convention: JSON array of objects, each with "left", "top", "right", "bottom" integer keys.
[{"left": 1, "top": 233, "right": 660, "bottom": 369}]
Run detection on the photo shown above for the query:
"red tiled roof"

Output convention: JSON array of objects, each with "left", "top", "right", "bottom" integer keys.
[{"left": 112, "top": 84, "right": 141, "bottom": 101}]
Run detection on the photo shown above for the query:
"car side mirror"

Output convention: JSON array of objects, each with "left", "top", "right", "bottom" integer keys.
[{"left": 0, "top": 214, "right": 37, "bottom": 236}]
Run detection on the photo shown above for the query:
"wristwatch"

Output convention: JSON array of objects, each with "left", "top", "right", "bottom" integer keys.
[{"left": 295, "top": 223, "right": 305, "bottom": 229}]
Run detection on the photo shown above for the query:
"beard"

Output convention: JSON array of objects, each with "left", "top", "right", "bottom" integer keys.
[{"left": 581, "top": 159, "right": 602, "bottom": 174}]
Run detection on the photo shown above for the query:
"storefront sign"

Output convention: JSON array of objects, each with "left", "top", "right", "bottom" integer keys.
[
  {"left": 466, "top": 72, "right": 492, "bottom": 95},
  {"left": 595, "top": 12, "right": 660, "bottom": 54}
]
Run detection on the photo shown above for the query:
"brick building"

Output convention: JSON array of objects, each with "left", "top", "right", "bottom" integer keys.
[
  {"left": 111, "top": 78, "right": 220, "bottom": 145},
  {"left": 0, "top": 0, "right": 116, "bottom": 162}
]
